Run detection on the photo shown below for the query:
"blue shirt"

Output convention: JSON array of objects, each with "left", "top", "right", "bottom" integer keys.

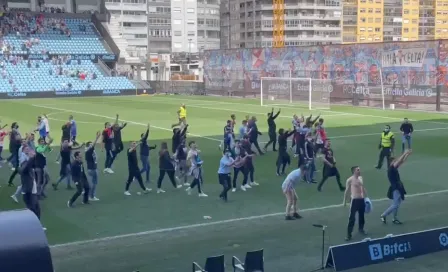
[
  {"left": 38, "top": 121, "right": 46, "bottom": 137},
  {"left": 71, "top": 120, "right": 77, "bottom": 136},
  {"left": 239, "top": 125, "right": 247, "bottom": 139},
  {"left": 299, "top": 127, "right": 310, "bottom": 135},
  {"left": 19, "top": 151, "right": 28, "bottom": 164},
  {"left": 286, "top": 169, "right": 302, "bottom": 184},
  {"left": 218, "top": 156, "right": 234, "bottom": 174}
]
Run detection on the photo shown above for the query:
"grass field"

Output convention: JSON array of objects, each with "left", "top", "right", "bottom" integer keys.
[{"left": 1, "top": 95, "right": 448, "bottom": 272}]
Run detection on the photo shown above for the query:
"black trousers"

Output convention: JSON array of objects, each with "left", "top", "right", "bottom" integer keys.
[
  {"left": 276, "top": 151, "right": 290, "bottom": 174},
  {"left": 232, "top": 167, "right": 243, "bottom": 188},
  {"left": 104, "top": 148, "right": 114, "bottom": 168},
  {"left": 377, "top": 147, "right": 392, "bottom": 169},
  {"left": 157, "top": 169, "right": 177, "bottom": 189},
  {"left": 318, "top": 165, "right": 344, "bottom": 190},
  {"left": 23, "top": 193, "right": 41, "bottom": 220},
  {"left": 264, "top": 131, "right": 277, "bottom": 151},
  {"left": 8, "top": 149, "right": 19, "bottom": 185},
  {"left": 70, "top": 179, "right": 90, "bottom": 204},
  {"left": 126, "top": 168, "right": 146, "bottom": 191},
  {"left": 347, "top": 198, "right": 366, "bottom": 236},
  {"left": 250, "top": 138, "right": 263, "bottom": 154},
  {"left": 218, "top": 173, "right": 231, "bottom": 201},
  {"left": 242, "top": 164, "right": 254, "bottom": 185}
]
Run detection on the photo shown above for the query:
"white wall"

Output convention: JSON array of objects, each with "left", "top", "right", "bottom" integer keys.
[{"left": 171, "top": 0, "right": 198, "bottom": 53}]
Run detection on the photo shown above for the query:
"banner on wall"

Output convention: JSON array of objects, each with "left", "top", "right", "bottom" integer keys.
[
  {"left": 0, "top": 88, "right": 153, "bottom": 99},
  {"left": 382, "top": 48, "right": 428, "bottom": 68},
  {"left": 2, "top": 53, "right": 117, "bottom": 63}
]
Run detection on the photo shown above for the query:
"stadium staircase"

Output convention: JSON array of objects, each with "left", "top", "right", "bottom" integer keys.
[{"left": 104, "top": 15, "right": 141, "bottom": 64}]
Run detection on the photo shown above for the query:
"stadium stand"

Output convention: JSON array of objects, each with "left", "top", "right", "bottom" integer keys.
[{"left": 0, "top": 11, "right": 135, "bottom": 93}]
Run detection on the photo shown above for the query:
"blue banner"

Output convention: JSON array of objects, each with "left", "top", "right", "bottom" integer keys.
[
  {"left": 4, "top": 53, "right": 117, "bottom": 63},
  {"left": 325, "top": 226, "right": 448, "bottom": 271}
]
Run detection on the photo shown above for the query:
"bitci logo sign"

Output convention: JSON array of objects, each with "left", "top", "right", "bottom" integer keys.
[{"left": 368, "top": 242, "right": 412, "bottom": 261}]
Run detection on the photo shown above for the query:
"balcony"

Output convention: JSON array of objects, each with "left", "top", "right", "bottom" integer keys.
[
  {"left": 384, "top": 1, "right": 402, "bottom": 6},
  {"left": 419, "top": 1, "right": 434, "bottom": 7},
  {"left": 343, "top": 20, "right": 357, "bottom": 26},
  {"left": 123, "top": 27, "right": 148, "bottom": 35},
  {"left": 106, "top": 2, "right": 146, "bottom": 12},
  {"left": 343, "top": 36, "right": 357, "bottom": 43},
  {"left": 343, "top": 0, "right": 357, "bottom": 5},
  {"left": 121, "top": 14, "right": 147, "bottom": 23}
]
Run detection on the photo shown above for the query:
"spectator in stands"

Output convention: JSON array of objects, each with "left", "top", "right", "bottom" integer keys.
[
  {"left": 92, "top": 72, "right": 97, "bottom": 80},
  {"left": 27, "top": 59, "right": 31, "bottom": 68},
  {"left": 48, "top": 68, "right": 53, "bottom": 76}
]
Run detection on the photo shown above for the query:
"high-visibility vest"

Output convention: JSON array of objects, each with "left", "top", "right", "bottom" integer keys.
[
  {"left": 381, "top": 132, "right": 394, "bottom": 147},
  {"left": 179, "top": 107, "right": 187, "bottom": 118}
]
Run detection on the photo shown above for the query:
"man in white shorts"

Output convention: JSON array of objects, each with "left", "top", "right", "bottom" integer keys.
[{"left": 282, "top": 165, "right": 305, "bottom": 220}]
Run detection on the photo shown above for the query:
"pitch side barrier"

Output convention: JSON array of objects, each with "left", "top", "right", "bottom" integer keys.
[
  {"left": 0, "top": 88, "right": 154, "bottom": 99},
  {"left": 325, "top": 226, "right": 448, "bottom": 271},
  {"left": 0, "top": 210, "right": 53, "bottom": 272}
]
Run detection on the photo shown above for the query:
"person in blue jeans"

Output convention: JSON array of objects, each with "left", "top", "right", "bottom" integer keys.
[
  {"left": 140, "top": 124, "right": 156, "bottom": 184},
  {"left": 399, "top": 118, "right": 413, "bottom": 153},
  {"left": 304, "top": 133, "right": 316, "bottom": 183}
]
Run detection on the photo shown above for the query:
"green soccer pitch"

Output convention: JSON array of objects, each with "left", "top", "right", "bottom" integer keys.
[{"left": 1, "top": 95, "right": 448, "bottom": 272}]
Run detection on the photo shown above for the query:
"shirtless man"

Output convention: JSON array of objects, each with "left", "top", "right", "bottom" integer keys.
[{"left": 343, "top": 166, "right": 368, "bottom": 241}]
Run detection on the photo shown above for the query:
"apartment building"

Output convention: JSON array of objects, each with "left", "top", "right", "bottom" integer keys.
[
  {"left": 105, "top": 0, "right": 220, "bottom": 62},
  {"left": 343, "top": 0, "right": 448, "bottom": 43},
  {"left": 220, "top": 0, "right": 343, "bottom": 49}
]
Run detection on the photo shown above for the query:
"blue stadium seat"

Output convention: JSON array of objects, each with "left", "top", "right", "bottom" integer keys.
[
  {"left": 192, "top": 255, "right": 225, "bottom": 272},
  {"left": 232, "top": 249, "right": 264, "bottom": 272}
]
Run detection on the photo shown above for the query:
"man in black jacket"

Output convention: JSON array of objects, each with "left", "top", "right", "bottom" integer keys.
[
  {"left": 19, "top": 147, "right": 41, "bottom": 222},
  {"left": 68, "top": 151, "right": 90, "bottom": 207},
  {"left": 247, "top": 116, "right": 264, "bottom": 155},
  {"left": 172, "top": 125, "right": 188, "bottom": 153},
  {"left": 112, "top": 114, "right": 127, "bottom": 159},
  {"left": 264, "top": 108, "right": 280, "bottom": 152},
  {"left": 140, "top": 124, "right": 156, "bottom": 184}
]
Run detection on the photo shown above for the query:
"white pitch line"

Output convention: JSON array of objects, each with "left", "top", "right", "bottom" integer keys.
[
  {"left": 50, "top": 189, "right": 448, "bottom": 249},
  {"left": 154, "top": 96, "right": 448, "bottom": 126},
  {"left": 32, "top": 104, "right": 221, "bottom": 142}
]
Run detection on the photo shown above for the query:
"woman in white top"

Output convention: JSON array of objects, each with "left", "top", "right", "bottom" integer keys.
[
  {"left": 186, "top": 141, "right": 207, "bottom": 197},
  {"left": 282, "top": 165, "right": 305, "bottom": 220}
]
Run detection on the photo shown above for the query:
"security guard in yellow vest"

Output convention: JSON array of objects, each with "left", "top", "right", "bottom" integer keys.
[
  {"left": 376, "top": 125, "right": 395, "bottom": 169},
  {"left": 171, "top": 103, "right": 187, "bottom": 128}
]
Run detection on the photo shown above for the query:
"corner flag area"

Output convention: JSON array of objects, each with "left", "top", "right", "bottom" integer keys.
[{"left": 1, "top": 95, "right": 448, "bottom": 272}]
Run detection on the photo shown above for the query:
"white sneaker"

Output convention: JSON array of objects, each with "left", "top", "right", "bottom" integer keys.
[
  {"left": 42, "top": 227, "right": 47, "bottom": 231},
  {"left": 176, "top": 185, "right": 183, "bottom": 189},
  {"left": 184, "top": 182, "right": 190, "bottom": 186},
  {"left": 11, "top": 167, "right": 15, "bottom": 171},
  {"left": 244, "top": 184, "right": 252, "bottom": 189},
  {"left": 157, "top": 189, "right": 166, "bottom": 194},
  {"left": 144, "top": 188, "right": 152, "bottom": 193},
  {"left": 89, "top": 197, "right": 100, "bottom": 201},
  {"left": 107, "top": 168, "right": 114, "bottom": 174},
  {"left": 240, "top": 185, "right": 247, "bottom": 191},
  {"left": 103, "top": 168, "right": 108, "bottom": 173},
  {"left": 198, "top": 193, "right": 208, "bottom": 197},
  {"left": 124, "top": 191, "right": 131, "bottom": 196},
  {"left": 55, "top": 161, "right": 59, "bottom": 165},
  {"left": 11, "top": 195, "right": 18, "bottom": 203},
  {"left": 251, "top": 182, "right": 260, "bottom": 186},
  {"left": 67, "top": 200, "right": 72, "bottom": 207},
  {"left": 186, "top": 187, "right": 192, "bottom": 195},
  {"left": 232, "top": 188, "right": 236, "bottom": 192}
]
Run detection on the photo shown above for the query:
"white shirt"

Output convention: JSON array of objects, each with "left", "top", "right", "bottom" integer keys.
[{"left": 43, "top": 117, "right": 50, "bottom": 132}]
